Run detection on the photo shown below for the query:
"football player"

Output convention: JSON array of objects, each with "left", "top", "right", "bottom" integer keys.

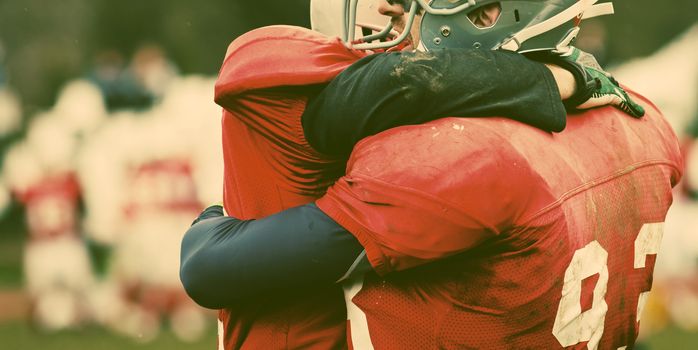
[{"left": 182, "top": 0, "right": 648, "bottom": 349}]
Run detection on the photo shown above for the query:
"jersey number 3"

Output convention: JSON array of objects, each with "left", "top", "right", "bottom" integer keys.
[{"left": 552, "top": 223, "right": 664, "bottom": 350}]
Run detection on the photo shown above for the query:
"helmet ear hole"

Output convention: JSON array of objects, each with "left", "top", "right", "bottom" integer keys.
[
  {"left": 466, "top": 2, "right": 502, "bottom": 29},
  {"left": 514, "top": 9, "right": 520, "bottom": 22}
]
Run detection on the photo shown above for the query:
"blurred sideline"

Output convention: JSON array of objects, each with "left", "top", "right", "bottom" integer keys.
[{"left": 0, "top": 45, "right": 221, "bottom": 343}]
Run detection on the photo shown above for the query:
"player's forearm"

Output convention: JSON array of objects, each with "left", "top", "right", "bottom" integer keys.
[
  {"left": 180, "top": 204, "right": 365, "bottom": 308},
  {"left": 545, "top": 64, "right": 576, "bottom": 100}
]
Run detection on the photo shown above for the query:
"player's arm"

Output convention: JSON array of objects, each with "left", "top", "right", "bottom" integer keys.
[
  {"left": 180, "top": 204, "right": 367, "bottom": 309},
  {"left": 181, "top": 162, "right": 499, "bottom": 309},
  {"left": 302, "top": 48, "right": 569, "bottom": 156},
  {"left": 302, "top": 48, "right": 643, "bottom": 156}
]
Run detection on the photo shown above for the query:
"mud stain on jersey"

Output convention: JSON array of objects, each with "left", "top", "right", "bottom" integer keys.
[{"left": 391, "top": 51, "right": 445, "bottom": 97}]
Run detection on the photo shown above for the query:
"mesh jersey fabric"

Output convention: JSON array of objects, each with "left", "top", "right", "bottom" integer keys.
[
  {"left": 214, "top": 26, "right": 365, "bottom": 350},
  {"left": 317, "top": 91, "right": 683, "bottom": 349}
]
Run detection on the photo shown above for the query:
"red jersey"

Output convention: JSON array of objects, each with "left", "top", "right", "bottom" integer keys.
[
  {"left": 317, "top": 92, "right": 683, "bottom": 349},
  {"left": 214, "top": 26, "right": 365, "bottom": 349}
]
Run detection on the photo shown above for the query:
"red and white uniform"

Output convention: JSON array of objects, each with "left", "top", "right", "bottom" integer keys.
[
  {"left": 317, "top": 92, "right": 683, "bottom": 349},
  {"left": 16, "top": 173, "right": 80, "bottom": 240},
  {"left": 214, "top": 26, "right": 365, "bottom": 349},
  {"left": 16, "top": 173, "right": 95, "bottom": 330},
  {"left": 117, "top": 159, "right": 202, "bottom": 294}
]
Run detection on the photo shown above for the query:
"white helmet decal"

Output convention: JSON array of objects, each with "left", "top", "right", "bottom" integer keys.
[
  {"left": 311, "top": 0, "right": 396, "bottom": 44},
  {"left": 310, "top": 0, "right": 346, "bottom": 38}
]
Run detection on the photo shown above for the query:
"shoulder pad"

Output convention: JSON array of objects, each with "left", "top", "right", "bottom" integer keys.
[{"left": 215, "top": 25, "right": 366, "bottom": 104}]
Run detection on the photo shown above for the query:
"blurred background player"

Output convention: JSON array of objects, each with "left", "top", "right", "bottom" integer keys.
[
  {"left": 77, "top": 76, "right": 220, "bottom": 342},
  {"left": 2, "top": 81, "right": 105, "bottom": 331},
  {"left": 0, "top": 51, "right": 220, "bottom": 342},
  {"left": 0, "top": 39, "right": 21, "bottom": 217}
]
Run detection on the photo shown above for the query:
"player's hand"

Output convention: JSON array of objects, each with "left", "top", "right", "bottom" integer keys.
[
  {"left": 191, "top": 204, "right": 225, "bottom": 226},
  {"left": 575, "top": 67, "right": 645, "bottom": 118},
  {"left": 555, "top": 47, "right": 645, "bottom": 118}
]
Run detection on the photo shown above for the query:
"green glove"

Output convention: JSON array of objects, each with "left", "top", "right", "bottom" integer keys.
[{"left": 557, "top": 46, "right": 645, "bottom": 118}]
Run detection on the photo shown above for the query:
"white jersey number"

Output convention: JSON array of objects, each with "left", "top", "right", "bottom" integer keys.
[
  {"left": 344, "top": 275, "right": 375, "bottom": 350},
  {"left": 552, "top": 223, "right": 664, "bottom": 350}
]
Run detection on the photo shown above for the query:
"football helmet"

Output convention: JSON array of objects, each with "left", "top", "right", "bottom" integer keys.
[
  {"left": 311, "top": 0, "right": 615, "bottom": 52},
  {"left": 311, "top": 0, "right": 398, "bottom": 43}
]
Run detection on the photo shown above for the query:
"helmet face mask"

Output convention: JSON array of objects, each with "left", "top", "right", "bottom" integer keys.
[{"left": 311, "top": 0, "right": 615, "bottom": 53}]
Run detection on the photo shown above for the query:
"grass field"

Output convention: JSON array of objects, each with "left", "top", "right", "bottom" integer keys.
[
  {"left": 0, "top": 321, "right": 216, "bottom": 350},
  {"left": 0, "top": 320, "right": 696, "bottom": 349},
  {"left": 642, "top": 327, "right": 698, "bottom": 349}
]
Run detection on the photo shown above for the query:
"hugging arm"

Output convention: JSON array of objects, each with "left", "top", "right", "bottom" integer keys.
[
  {"left": 180, "top": 205, "right": 366, "bottom": 309},
  {"left": 303, "top": 47, "right": 643, "bottom": 157},
  {"left": 302, "top": 48, "right": 568, "bottom": 156}
]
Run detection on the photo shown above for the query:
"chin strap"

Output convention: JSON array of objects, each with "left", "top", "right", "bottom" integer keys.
[{"left": 499, "top": 0, "right": 615, "bottom": 52}]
